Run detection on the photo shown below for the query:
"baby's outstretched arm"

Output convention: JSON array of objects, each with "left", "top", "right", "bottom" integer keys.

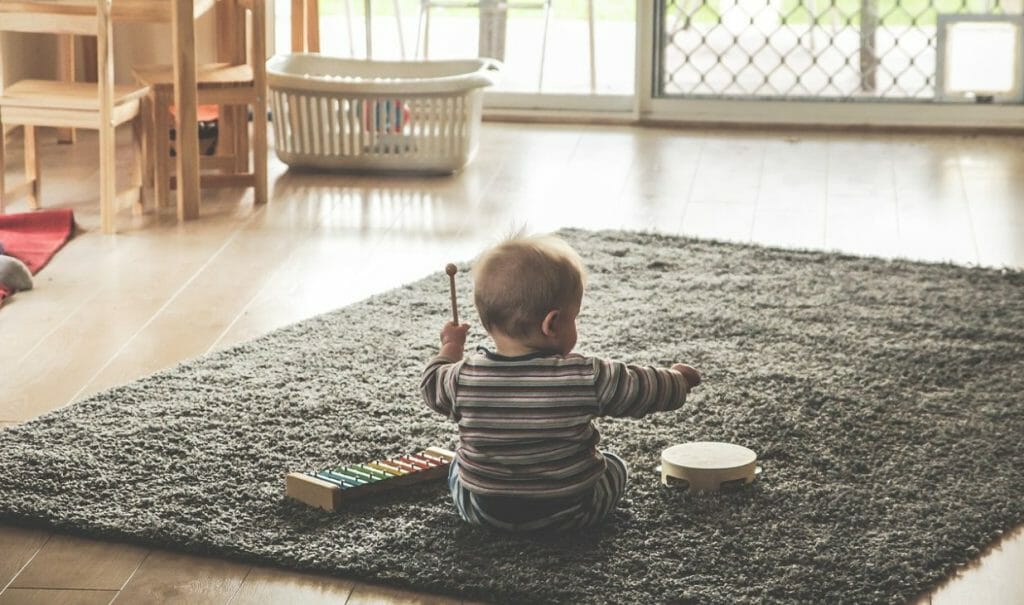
[
  {"left": 672, "top": 363, "right": 701, "bottom": 388},
  {"left": 595, "top": 359, "right": 701, "bottom": 418},
  {"left": 420, "top": 321, "right": 470, "bottom": 420}
]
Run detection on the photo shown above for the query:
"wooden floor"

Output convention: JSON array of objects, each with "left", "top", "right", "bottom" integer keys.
[{"left": 1, "top": 122, "right": 1023, "bottom": 604}]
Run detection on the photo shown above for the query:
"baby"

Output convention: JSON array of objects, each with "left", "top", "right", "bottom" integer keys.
[{"left": 421, "top": 233, "right": 701, "bottom": 532}]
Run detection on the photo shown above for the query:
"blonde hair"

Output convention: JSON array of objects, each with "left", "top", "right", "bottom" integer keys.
[{"left": 473, "top": 233, "right": 586, "bottom": 338}]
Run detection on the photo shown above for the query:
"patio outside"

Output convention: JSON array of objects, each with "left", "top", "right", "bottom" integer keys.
[
  {"left": 271, "top": 0, "right": 1021, "bottom": 102},
  {"left": 662, "top": 0, "right": 1022, "bottom": 100},
  {"left": 273, "top": 0, "right": 637, "bottom": 95}
]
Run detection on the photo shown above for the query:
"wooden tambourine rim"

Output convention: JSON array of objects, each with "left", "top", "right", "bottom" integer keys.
[{"left": 658, "top": 441, "right": 761, "bottom": 492}]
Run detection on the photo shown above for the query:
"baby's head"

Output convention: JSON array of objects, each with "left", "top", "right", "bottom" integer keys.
[{"left": 473, "top": 234, "right": 586, "bottom": 355}]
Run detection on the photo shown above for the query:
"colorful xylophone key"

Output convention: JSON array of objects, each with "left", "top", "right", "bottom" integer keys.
[{"left": 286, "top": 447, "right": 456, "bottom": 511}]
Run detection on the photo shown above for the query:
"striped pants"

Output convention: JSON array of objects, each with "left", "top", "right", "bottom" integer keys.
[{"left": 448, "top": 452, "right": 629, "bottom": 532}]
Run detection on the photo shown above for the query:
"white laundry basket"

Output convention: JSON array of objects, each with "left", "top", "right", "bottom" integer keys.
[{"left": 266, "top": 54, "right": 500, "bottom": 174}]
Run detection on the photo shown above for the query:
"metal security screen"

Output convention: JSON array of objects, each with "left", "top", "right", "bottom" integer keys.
[{"left": 657, "top": 0, "right": 1015, "bottom": 100}]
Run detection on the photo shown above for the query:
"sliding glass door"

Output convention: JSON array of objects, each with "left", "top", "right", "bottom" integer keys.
[
  {"left": 268, "top": 0, "right": 1022, "bottom": 125},
  {"left": 641, "top": 0, "right": 1024, "bottom": 126}
]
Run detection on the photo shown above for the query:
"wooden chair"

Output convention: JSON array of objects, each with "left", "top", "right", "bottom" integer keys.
[
  {"left": 133, "top": 0, "right": 267, "bottom": 209},
  {"left": 0, "top": 0, "right": 149, "bottom": 234}
]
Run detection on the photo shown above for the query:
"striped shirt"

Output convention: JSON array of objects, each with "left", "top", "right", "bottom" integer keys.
[{"left": 421, "top": 348, "right": 691, "bottom": 499}]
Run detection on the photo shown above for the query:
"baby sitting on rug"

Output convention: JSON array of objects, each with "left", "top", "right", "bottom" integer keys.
[{"left": 421, "top": 233, "right": 701, "bottom": 531}]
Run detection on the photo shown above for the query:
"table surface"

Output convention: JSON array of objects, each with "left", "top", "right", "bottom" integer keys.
[{"left": 0, "top": 0, "right": 217, "bottom": 21}]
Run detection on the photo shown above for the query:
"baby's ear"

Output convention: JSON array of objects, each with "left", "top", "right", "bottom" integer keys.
[{"left": 540, "top": 309, "right": 560, "bottom": 336}]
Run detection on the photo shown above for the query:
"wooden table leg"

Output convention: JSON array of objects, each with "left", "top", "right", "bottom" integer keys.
[{"left": 172, "top": 0, "right": 201, "bottom": 221}]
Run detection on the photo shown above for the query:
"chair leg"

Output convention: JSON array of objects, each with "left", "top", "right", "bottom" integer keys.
[
  {"left": 416, "top": 2, "right": 431, "bottom": 59},
  {"left": 0, "top": 119, "right": 6, "bottom": 214},
  {"left": 130, "top": 113, "right": 145, "bottom": 216},
  {"left": 668, "top": 2, "right": 686, "bottom": 31},
  {"left": 306, "top": 0, "right": 320, "bottom": 53},
  {"left": 56, "top": 34, "right": 77, "bottom": 145},
  {"left": 99, "top": 121, "right": 117, "bottom": 234},
  {"left": 216, "top": 104, "right": 230, "bottom": 160},
  {"left": 141, "top": 96, "right": 154, "bottom": 196},
  {"left": 392, "top": 0, "right": 406, "bottom": 59},
  {"left": 218, "top": 104, "right": 238, "bottom": 172},
  {"left": 344, "top": 0, "right": 355, "bottom": 57},
  {"left": 586, "top": 0, "right": 596, "bottom": 93},
  {"left": 363, "top": 0, "right": 373, "bottom": 58},
  {"left": 234, "top": 106, "right": 249, "bottom": 174},
  {"left": 154, "top": 89, "right": 172, "bottom": 210},
  {"left": 802, "top": 0, "right": 817, "bottom": 51},
  {"left": 253, "top": 99, "right": 268, "bottom": 206},
  {"left": 415, "top": 3, "right": 423, "bottom": 58},
  {"left": 537, "top": 0, "right": 553, "bottom": 92},
  {"left": 292, "top": 0, "right": 306, "bottom": 52},
  {"left": 24, "top": 125, "right": 41, "bottom": 210}
]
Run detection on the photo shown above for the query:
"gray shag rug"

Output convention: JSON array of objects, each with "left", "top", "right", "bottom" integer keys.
[{"left": 2, "top": 229, "right": 1023, "bottom": 604}]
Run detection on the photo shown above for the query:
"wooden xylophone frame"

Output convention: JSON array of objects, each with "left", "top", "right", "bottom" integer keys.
[{"left": 286, "top": 447, "right": 456, "bottom": 511}]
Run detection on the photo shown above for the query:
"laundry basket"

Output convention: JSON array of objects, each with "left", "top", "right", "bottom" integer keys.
[{"left": 266, "top": 54, "right": 500, "bottom": 174}]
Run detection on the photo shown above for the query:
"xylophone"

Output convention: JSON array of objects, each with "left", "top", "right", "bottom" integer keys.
[{"left": 286, "top": 447, "right": 456, "bottom": 511}]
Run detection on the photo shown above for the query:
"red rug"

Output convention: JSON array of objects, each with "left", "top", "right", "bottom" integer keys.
[
  {"left": 0, "top": 208, "right": 76, "bottom": 305},
  {"left": 0, "top": 208, "right": 75, "bottom": 273}
]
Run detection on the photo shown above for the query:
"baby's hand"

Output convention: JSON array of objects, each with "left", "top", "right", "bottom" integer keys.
[
  {"left": 440, "top": 321, "right": 470, "bottom": 349},
  {"left": 672, "top": 363, "right": 701, "bottom": 388}
]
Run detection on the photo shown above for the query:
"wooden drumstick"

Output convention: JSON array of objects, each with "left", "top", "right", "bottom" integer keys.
[{"left": 445, "top": 263, "right": 459, "bottom": 324}]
